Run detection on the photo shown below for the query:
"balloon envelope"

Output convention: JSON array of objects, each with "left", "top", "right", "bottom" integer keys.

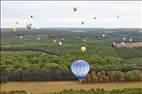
[
  {"left": 12, "top": 28, "right": 16, "bottom": 32},
  {"left": 81, "top": 21, "right": 84, "bottom": 24},
  {"left": 26, "top": 24, "right": 32, "bottom": 29},
  {"left": 16, "top": 21, "right": 19, "bottom": 24},
  {"left": 93, "top": 17, "right": 96, "bottom": 20},
  {"left": 20, "top": 36, "right": 24, "bottom": 39},
  {"left": 123, "top": 37, "right": 126, "bottom": 41},
  {"left": 81, "top": 46, "right": 86, "bottom": 52},
  {"left": 59, "top": 42, "right": 62, "bottom": 46},
  {"left": 120, "top": 42, "right": 126, "bottom": 47},
  {"left": 71, "top": 60, "right": 90, "bottom": 81},
  {"left": 102, "top": 34, "right": 106, "bottom": 38},
  {"left": 73, "top": 7, "right": 77, "bottom": 12},
  {"left": 31, "top": 15, "right": 33, "bottom": 18},
  {"left": 37, "top": 37, "right": 40, "bottom": 40},
  {"left": 82, "top": 39, "right": 86, "bottom": 42},
  {"left": 117, "top": 16, "right": 119, "bottom": 19},
  {"left": 61, "top": 38, "right": 65, "bottom": 42},
  {"left": 129, "top": 38, "right": 133, "bottom": 42},
  {"left": 112, "top": 42, "right": 116, "bottom": 48}
]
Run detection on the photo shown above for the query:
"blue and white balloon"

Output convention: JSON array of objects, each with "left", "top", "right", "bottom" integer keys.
[
  {"left": 61, "top": 38, "right": 65, "bottom": 43},
  {"left": 71, "top": 60, "right": 90, "bottom": 81}
]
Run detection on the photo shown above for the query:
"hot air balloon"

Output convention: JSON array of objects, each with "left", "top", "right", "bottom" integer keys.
[
  {"left": 81, "top": 46, "right": 86, "bottom": 52},
  {"left": 81, "top": 21, "right": 84, "bottom": 25},
  {"left": 82, "top": 36, "right": 87, "bottom": 42},
  {"left": 73, "top": 7, "right": 77, "bottom": 12},
  {"left": 26, "top": 24, "right": 32, "bottom": 30},
  {"left": 102, "top": 34, "right": 106, "bottom": 38},
  {"left": 37, "top": 37, "right": 40, "bottom": 41},
  {"left": 129, "top": 38, "right": 133, "bottom": 42},
  {"left": 59, "top": 41, "right": 62, "bottom": 46},
  {"left": 82, "top": 39, "right": 86, "bottom": 42},
  {"left": 71, "top": 60, "right": 90, "bottom": 81},
  {"left": 123, "top": 37, "right": 126, "bottom": 41},
  {"left": 120, "top": 41, "right": 126, "bottom": 47},
  {"left": 12, "top": 28, "right": 16, "bottom": 32},
  {"left": 117, "top": 16, "right": 119, "bottom": 19},
  {"left": 31, "top": 15, "right": 33, "bottom": 18},
  {"left": 93, "top": 17, "right": 96, "bottom": 20},
  {"left": 61, "top": 37, "right": 65, "bottom": 43},
  {"left": 20, "top": 36, "right": 23, "bottom": 39},
  {"left": 112, "top": 41, "right": 116, "bottom": 48},
  {"left": 16, "top": 21, "right": 19, "bottom": 24}
]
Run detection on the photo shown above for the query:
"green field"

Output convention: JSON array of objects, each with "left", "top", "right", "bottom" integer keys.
[{"left": 1, "top": 28, "right": 142, "bottom": 94}]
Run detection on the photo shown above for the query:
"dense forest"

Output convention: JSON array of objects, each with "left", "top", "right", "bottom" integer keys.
[{"left": 1, "top": 28, "right": 142, "bottom": 82}]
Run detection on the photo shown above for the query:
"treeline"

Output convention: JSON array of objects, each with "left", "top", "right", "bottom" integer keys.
[
  {"left": 1, "top": 68, "right": 142, "bottom": 83},
  {"left": 1, "top": 69, "right": 74, "bottom": 82},
  {"left": 0, "top": 90, "right": 27, "bottom": 94},
  {"left": 82, "top": 70, "right": 142, "bottom": 83},
  {"left": 1, "top": 88, "right": 142, "bottom": 94}
]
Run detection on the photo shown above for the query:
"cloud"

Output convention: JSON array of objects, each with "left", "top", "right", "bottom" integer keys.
[{"left": 1, "top": 1, "right": 142, "bottom": 28}]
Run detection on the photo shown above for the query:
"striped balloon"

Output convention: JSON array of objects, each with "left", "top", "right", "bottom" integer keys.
[{"left": 71, "top": 60, "right": 90, "bottom": 81}]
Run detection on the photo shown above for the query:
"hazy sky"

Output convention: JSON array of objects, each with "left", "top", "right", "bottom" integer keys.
[{"left": 1, "top": 1, "right": 142, "bottom": 28}]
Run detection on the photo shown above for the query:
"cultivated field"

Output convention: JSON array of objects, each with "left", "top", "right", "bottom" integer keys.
[
  {"left": 1, "top": 81, "right": 142, "bottom": 94},
  {"left": 116, "top": 42, "right": 142, "bottom": 48}
]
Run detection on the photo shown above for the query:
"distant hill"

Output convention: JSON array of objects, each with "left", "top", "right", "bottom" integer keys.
[{"left": 1, "top": 28, "right": 142, "bottom": 33}]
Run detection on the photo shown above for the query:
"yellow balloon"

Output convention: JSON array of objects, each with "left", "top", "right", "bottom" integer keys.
[
  {"left": 81, "top": 46, "right": 86, "bottom": 52},
  {"left": 12, "top": 28, "right": 16, "bottom": 32}
]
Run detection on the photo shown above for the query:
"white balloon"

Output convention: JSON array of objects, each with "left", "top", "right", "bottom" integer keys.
[
  {"left": 129, "top": 38, "right": 133, "bottom": 42},
  {"left": 102, "top": 34, "right": 106, "bottom": 38},
  {"left": 20, "top": 36, "right": 24, "bottom": 39},
  {"left": 59, "top": 42, "right": 62, "bottom": 46},
  {"left": 82, "top": 39, "right": 86, "bottom": 42},
  {"left": 37, "top": 37, "right": 40, "bottom": 40},
  {"left": 123, "top": 37, "right": 126, "bottom": 41}
]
